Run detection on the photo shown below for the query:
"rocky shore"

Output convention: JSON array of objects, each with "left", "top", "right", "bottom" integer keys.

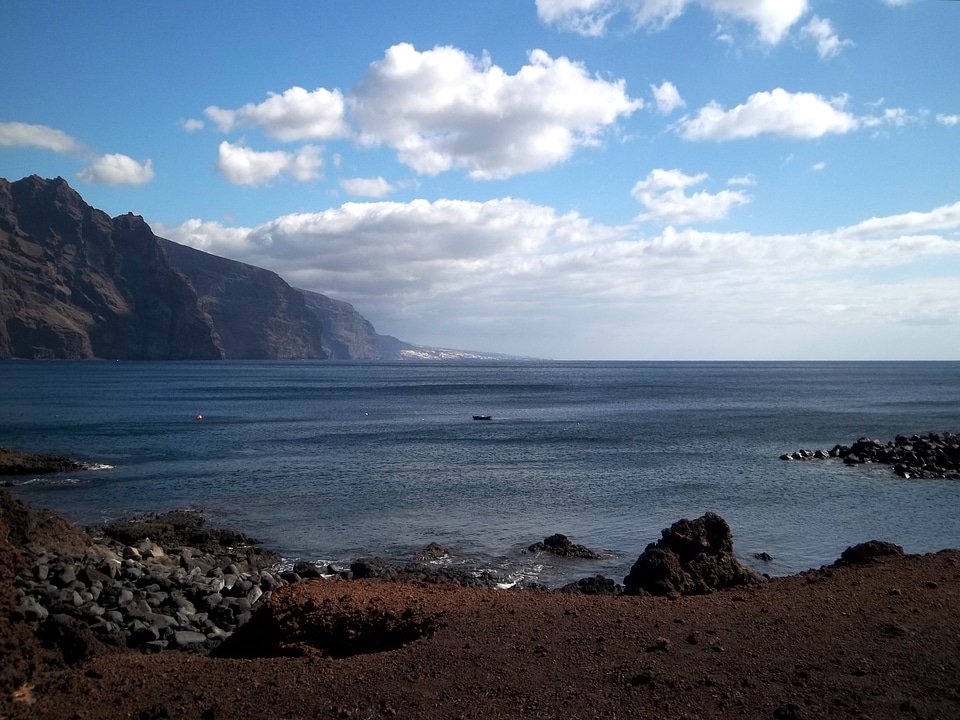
[
  {"left": 3, "top": 490, "right": 960, "bottom": 718},
  {"left": 780, "top": 431, "right": 960, "bottom": 479},
  {"left": 0, "top": 447, "right": 87, "bottom": 479}
]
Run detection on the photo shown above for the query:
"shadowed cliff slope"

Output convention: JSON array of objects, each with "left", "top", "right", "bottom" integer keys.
[
  {"left": 0, "top": 176, "right": 222, "bottom": 360},
  {"left": 0, "top": 176, "right": 390, "bottom": 360}
]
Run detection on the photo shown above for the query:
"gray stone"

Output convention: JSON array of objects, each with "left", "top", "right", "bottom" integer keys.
[
  {"left": 20, "top": 595, "right": 49, "bottom": 622},
  {"left": 56, "top": 564, "right": 77, "bottom": 587},
  {"left": 173, "top": 630, "right": 208, "bottom": 648}
]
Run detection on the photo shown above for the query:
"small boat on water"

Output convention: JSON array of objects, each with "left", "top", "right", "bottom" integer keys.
[{"left": 472, "top": 415, "right": 492, "bottom": 421}]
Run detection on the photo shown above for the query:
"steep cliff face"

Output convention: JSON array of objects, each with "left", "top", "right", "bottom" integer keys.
[
  {"left": 0, "top": 175, "right": 483, "bottom": 362},
  {"left": 298, "top": 289, "right": 416, "bottom": 360},
  {"left": 161, "top": 240, "right": 326, "bottom": 360},
  {"left": 0, "top": 176, "right": 223, "bottom": 360}
]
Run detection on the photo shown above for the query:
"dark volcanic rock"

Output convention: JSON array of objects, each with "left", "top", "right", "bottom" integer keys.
[
  {"left": 0, "top": 446, "right": 86, "bottom": 476},
  {"left": 623, "top": 512, "right": 765, "bottom": 596},
  {"left": 835, "top": 540, "right": 905, "bottom": 566},
  {"left": 527, "top": 533, "right": 604, "bottom": 559},
  {"left": 558, "top": 575, "right": 620, "bottom": 595}
]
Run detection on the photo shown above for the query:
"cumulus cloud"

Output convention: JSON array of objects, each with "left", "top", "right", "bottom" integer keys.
[
  {"left": 536, "top": 0, "right": 809, "bottom": 44},
  {"left": 811, "top": 161, "right": 826, "bottom": 171},
  {"left": 651, "top": 81, "right": 685, "bottom": 115},
  {"left": 76, "top": 154, "right": 155, "bottom": 185},
  {"left": 340, "top": 176, "right": 396, "bottom": 198},
  {"left": 205, "top": 86, "right": 350, "bottom": 142},
  {"left": 631, "top": 168, "right": 750, "bottom": 225},
  {"left": 181, "top": 118, "right": 205, "bottom": 132},
  {"left": 156, "top": 194, "right": 960, "bottom": 358},
  {"left": 0, "top": 121, "right": 85, "bottom": 153},
  {"left": 349, "top": 43, "right": 641, "bottom": 179},
  {"left": 800, "top": 15, "right": 853, "bottom": 59},
  {"left": 215, "top": 141, "right": 322, "bottom": 185},
  {"left": 936, "top": 114, "right": 960, "bottom": 127},
  {"left": 678, "top": 88, "right": 859, "bottom": 141}
]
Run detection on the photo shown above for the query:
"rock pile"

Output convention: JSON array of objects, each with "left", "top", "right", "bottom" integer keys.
[
  {"left": 623, "top": 512, "right": 765, "bottom": 596},
  {"left": 13, "top": 511, "right": 287, "bottom": 656},
  {"left": 780, "top": 431, "right": 960, "bottom": 479}
]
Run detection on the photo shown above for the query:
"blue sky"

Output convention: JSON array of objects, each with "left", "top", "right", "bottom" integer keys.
[{"left": 3, "top": 0, "right": 960, "bottom": 360}]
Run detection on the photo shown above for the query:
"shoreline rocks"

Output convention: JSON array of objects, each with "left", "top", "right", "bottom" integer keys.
[
  {"left": 623, "top": 512, "right": 765, "bottom": 596},
  {"left": 0, "top": 446, "right": 87, "bottom": 477},
  {"left": 527, "top": 533, "right": 605, "bottom": 559},
  {"left": 780, "top": 431, "right": 960, "bottom": 479},
  {"left": 12, "top": 509, "right": 288, "bottom": 658}
]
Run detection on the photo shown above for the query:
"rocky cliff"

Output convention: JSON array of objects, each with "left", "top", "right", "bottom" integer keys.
[
  {"left": 161, "top": 240, "right": 325, "bottom": 360},
  {"left": 0, "top": 176, "right": 222, "bottom": 360},
  {"left": 0, "top": 176, "right": 394, "bottom": 361},
  {"left": 298, "top": 289, "right": 414, "bottom": 360},
  {"left": 0, "top": 175, "right": 508, "bottom": 361}
]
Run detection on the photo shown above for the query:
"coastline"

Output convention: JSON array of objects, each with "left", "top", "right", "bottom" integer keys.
[{"left": 2, "top": 486, "right": 960, "bottom": 719}]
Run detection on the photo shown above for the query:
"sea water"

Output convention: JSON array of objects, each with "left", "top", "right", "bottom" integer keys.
[{"left": 2, "top": 360, "right": 959, "bottom": 587}]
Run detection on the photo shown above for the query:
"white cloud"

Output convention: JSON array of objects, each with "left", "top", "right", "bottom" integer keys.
[
  {"left": 811, "top": 161, "right": 826, "bottom": 171},
  {"left": 157, "top": 195, "right": 960, "bottom": 359},
  {"left": 76, "top": 154, "right": 155, "bottom": 185},
  {"left": 349, "top": 43, "right": 641, "bottom": 179},
  {"left": 727, "top": 173, "right": 757, "bottom": 186},
  {"left": 0, "top": 121, "right": 85, "bottom": 153},
  {"left": 861, "top": 107, "right": 916, "bottom": 129},
  {"left": 181, "top": 118, "right": 205, "bottom": 132},
  {"left": 936, "top": 114, "right": 960, "bottom": 127},
  {"left": 678, "top": 88, "right": 859, "bottom": 141},
  {"left": 536, "top": 0, "right": 809, "bottom": 44},
  {"left": 800, "top": 15, "right": 853, "bottom": 59},
  {"left": 205, "top": 86, "right": 350, "bottom": 142},
  {"left": 215, "top": 141, "right": 323, "bottom": 185},
  {"left": 631, "top": 168, "right": 750, "bottom": 225},
  {"left": 340, "top": 177, "right": 396, "bottom": 198},
  {"left": 651, "top": 81, "right": 685, "bottom": 115}
]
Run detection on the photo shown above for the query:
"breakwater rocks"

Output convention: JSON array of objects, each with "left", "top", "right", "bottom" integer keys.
[
  {"left": 780, "top": 431, "right": 960, "bottom": 479},
  {"left": 13, "top": 510, "right": 286, "bottom": 658}
]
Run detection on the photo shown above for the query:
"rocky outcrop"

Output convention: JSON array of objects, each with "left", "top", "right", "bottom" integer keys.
[
  {"left": 623, "top": 512, "right": 765, "bottom": 596},
  {"left": 527, "top": 533, "right": 604, "bottom": 559},
  {"left": 558, "top": 575, "right": 620, "bottom": 595},
  {"left": 780, "top": 431, "right": 960, "bottom": 480},
  {"left": 834, "top": 540, "right": 905, "bottom": 566},
  {"left": 0, "top": 447, "right": 86, "bottom": 476}
]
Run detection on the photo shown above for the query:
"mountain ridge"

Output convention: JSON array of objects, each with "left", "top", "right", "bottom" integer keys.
[{"left": 0, "top": 175, "right": 513, "bottom": 361}]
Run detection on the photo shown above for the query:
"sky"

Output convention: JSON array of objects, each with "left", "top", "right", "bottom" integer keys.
[{"left": 2, "top": 1, "right": 960, "bottom": 360}]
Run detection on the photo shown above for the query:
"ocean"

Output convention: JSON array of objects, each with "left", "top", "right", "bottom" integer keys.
[{"left": 2, "top": 360, "right": 959, "bottom": 587}]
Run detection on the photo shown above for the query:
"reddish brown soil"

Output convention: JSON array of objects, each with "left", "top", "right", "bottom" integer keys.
[{"left": 4, "top": 547, "right": 959, "bottom": 720}]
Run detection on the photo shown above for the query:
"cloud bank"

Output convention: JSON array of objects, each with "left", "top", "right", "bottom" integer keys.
[{"left": 157, "top": 194, "right": 960, "bottom": 359}]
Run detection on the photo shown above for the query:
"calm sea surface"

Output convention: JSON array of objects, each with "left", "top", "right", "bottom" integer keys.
[{"left": 2, "top": 361, "right": 959, "bottom": 587}]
